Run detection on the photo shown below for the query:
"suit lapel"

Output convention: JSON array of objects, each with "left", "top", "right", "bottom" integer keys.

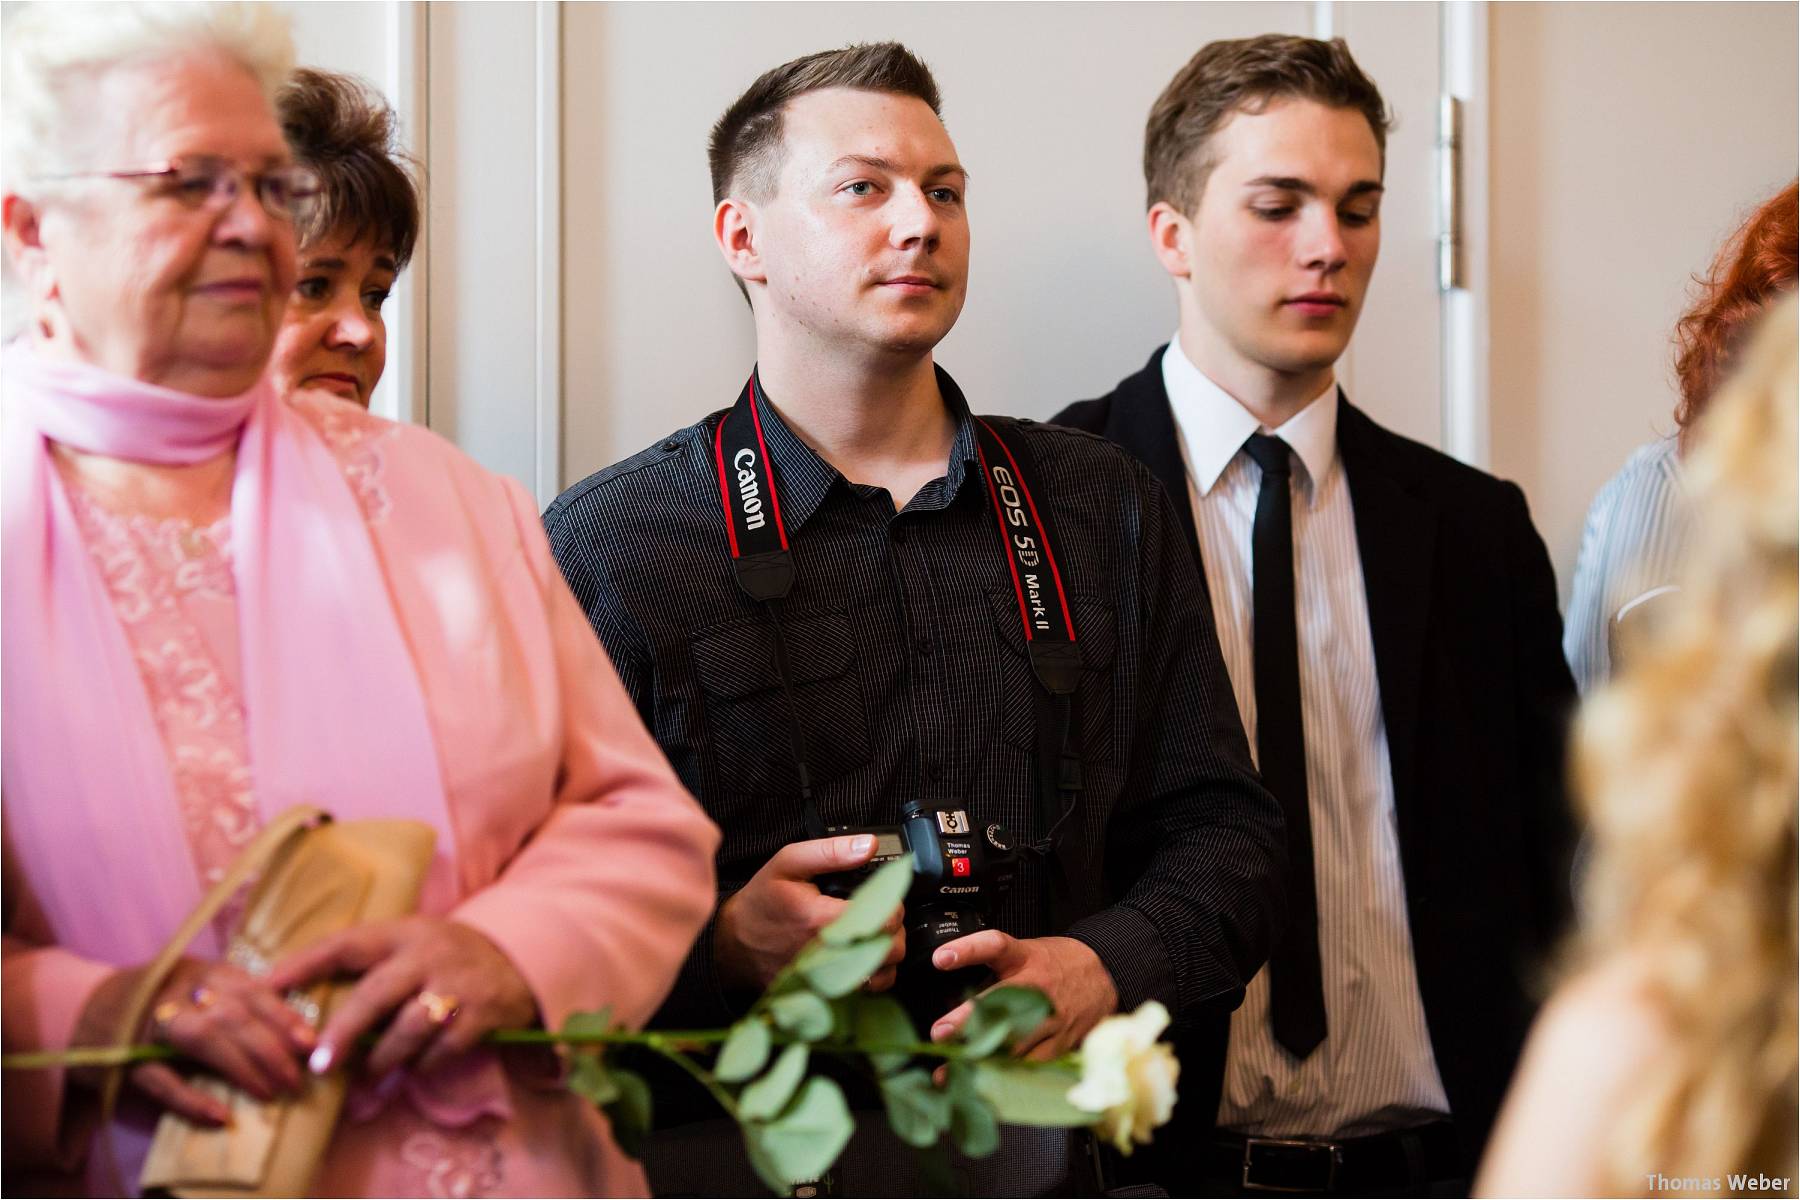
[
  {"left": 1103, "top": 348, "right": 1204, "bottom": 562},
  {"left": 1337, "top": 398, "right": 1433, "bottom": 851}
]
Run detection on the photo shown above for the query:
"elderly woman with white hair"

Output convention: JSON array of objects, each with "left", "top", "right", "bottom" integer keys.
[{"left": 0, "top": 4, "right": 718, "bottom": 1196}]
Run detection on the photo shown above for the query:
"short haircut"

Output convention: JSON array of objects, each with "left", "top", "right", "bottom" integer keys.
[
  {"left": 1673, "top": 180, "right": 1798, "bottom": 440},
  {"left": 278, "top": 67, "right": 421, "bottom": 271},
  {"left": 1144, "top": 34, "right": 1392, "bottom": 216},
  {"left": 707, "top": 41, "right": 942, "bottom": 207}
]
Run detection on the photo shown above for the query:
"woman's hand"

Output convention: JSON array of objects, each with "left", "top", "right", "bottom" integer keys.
[
  {"left": 268, "top": 918, "right": 537, "bottom": 1080},
  {"left": 74, "top": 958, "right": 315, "bottom": 1127}
]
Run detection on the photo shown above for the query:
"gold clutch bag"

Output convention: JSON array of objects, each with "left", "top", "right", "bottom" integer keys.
[{"left": 100, "top": 806, "right": 437, "bottom": 1198}]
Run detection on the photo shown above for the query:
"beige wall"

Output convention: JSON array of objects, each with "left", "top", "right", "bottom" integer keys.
[
  {"left": 560, "top": 2, "right": 1322, "bottom": 488},
  {"left": 71, "top": 0, "right": 1793, "bottom": 594},
  {"left": 1490, "top": 1, "right": 1798, "bottom": 601}
]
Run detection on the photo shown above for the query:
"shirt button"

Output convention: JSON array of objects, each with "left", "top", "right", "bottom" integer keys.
[
  {"left": 891, "top": 525, "right": 907, "bottom": 544},
  {"left": 660, "top": 440, "right": 679, "bottom": 452},
  {"left": 916, "top": 637, "right": 932, "bottom": 657},
  {"left": 925, "top": 763, "right": 943, "bottom": 782}
]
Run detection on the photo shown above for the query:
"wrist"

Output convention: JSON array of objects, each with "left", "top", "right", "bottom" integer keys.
[
  {"left": 1050, "top": 935, "right": 1119, "bottom": 1013},
  {"left": 712, "top": 893, "right": 753, "bottom": 994},
  {"left": 68, "top": 965, "right": 152, "bottom": 1091},
  {"left": 450, "top": 920, "right": 542, "bottom": 1029}
]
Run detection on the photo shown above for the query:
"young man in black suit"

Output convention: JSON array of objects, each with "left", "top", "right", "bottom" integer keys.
[{"left": 1054, "top": 35, "right": 1577, "bottom": 1196}]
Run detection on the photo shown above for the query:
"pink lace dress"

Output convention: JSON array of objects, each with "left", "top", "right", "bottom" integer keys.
[
  {"left": 60, "top": 481, "right": 259, "bottom": 939},
  {"left": 57, "top": 471, "right": 516, "bottom": 1200}
]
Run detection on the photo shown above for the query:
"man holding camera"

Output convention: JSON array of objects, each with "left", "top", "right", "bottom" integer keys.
[{"left": 546, "top": 41, "right": 1284, "bottom": 1197}]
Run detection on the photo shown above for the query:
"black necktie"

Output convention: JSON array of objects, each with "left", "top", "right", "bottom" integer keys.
[{"left": 1244, "top": 433, "right": 1327, "bottom": 1060}]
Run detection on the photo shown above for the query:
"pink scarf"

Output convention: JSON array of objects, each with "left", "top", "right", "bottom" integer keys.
[{"left": 0, "top": 341, "right": 458, "bottom": 963}]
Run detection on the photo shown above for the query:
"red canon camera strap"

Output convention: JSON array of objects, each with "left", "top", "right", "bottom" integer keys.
[
  {"left": 972, "top": 417, "right": 1080, "bottom": 696},
  {"left": 713, "top": 372, "right": 795, "bottom": 601}
]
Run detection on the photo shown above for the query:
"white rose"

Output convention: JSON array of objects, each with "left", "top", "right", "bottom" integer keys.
[{"left": 1066, "top": 1000, "right": 1180, "bottom": 1155}]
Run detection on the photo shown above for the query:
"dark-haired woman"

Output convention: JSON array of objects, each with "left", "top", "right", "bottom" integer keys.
[
  {"left": 270, "top": 67, "right": 417, "bottom": 408},
  {"left": 1564, "top": 181, "right": 1797, "bottom": 691}
]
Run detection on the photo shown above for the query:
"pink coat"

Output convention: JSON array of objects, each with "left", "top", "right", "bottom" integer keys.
[{"left": 2, "top": 391, "right": 721, "bottom": 1196}]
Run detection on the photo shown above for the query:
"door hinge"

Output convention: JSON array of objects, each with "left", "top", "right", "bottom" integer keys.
[{"left": 1437, "top": 95, "right": 1465, "bottom": 292}]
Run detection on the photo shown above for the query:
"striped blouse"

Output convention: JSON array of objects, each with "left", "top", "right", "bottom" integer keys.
[{"left": 1563, "top": 439, "right": 1689, "bottom": 694}]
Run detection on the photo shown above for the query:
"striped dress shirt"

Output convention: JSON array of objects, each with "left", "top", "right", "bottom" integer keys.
[
  {"left": 1161, "top": 337, "right": 1452, "bottom": 1138},
  {"left": 1563, "top": 437, "right": 1688, "bottom": 694}
]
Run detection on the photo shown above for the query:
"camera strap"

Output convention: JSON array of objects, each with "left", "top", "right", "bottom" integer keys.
[
  {"left": 713, "top": 372, "right": 825, "bottom": 837},
  {"left": 712, "top": 372, "right": 1094, "bottom": 912},
  {"left": 713, "top": 373, "right": 796, "bottom": 600},
  {"left": 971, "top": 417, "right": 1101, "bottom": 926}
]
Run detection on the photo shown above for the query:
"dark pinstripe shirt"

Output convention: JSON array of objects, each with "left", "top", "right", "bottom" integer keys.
[{"left": 544, "top": 368, "right": 1284, "bottom": 1032}]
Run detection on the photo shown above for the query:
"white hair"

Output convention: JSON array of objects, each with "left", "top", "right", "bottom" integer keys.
[
  {"left": 2, "top": 1, "right": 295, "bottom": 186},
  {"left": 0, "top": 2, "right": 294, "bottom": 338}
]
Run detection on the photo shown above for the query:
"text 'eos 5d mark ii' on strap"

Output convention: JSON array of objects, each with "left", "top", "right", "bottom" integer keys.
[{"left": 972, "top": 416, "right": 1098, "bottom": 924}]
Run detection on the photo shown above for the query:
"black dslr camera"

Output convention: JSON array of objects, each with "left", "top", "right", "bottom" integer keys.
[{"left": 820, "top": 801, "right": 1018, "bottom": 1029}]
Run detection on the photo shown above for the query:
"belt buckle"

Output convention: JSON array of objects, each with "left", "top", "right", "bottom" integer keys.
[{"left": 1240, "top": 1136, "right": 1343, "bottom": 1195}]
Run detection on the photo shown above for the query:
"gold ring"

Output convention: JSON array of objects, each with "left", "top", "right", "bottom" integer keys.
[
  {"left": 151, "top": 1000, "right": 182, "bottom": 1038},
  {"left": 416, "top": 990, "right": 460, "bottom": 1026}
]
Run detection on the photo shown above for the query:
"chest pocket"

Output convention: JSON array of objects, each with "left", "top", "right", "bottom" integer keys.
[
  {"left": 689, "top": 608, "right": 872, "bottom": 796},
  {"left": 987, "top": 590, "right": 1118, "bottom": 762}
]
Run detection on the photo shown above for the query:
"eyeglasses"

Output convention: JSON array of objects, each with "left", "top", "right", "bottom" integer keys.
[{"left": 34, "top": 155, "right": 323, "bottom": 222}]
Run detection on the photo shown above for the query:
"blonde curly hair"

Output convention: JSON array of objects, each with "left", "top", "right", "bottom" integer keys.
[{"left": 1575, "top": 295, "right": 1798, "bottom": 1193}]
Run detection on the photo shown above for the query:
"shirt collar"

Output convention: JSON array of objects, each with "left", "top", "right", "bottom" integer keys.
[
  {"left": 1161, "top": 334, "right": 1340, "bottom": 505},
  {"left": 738, "top": 369, "right": 838, "bottom": 532},
  {"left": 936, "top": 368, "right": 983, "bottom": 505},
  {"left": 742, "top": 364, "right": 981, "bottom": 530}
]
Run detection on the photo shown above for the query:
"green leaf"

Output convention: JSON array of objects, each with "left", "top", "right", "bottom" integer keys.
[
  {"left": 560, "top": 1005, "right": 615, "bottom": 1040},
  {"left": 602, "top": 1065, "right": 654, "bottom": 1160},
  {"left": 959, "top": 1021, "right": 1009, "bottom": 1058},
  {"left": 738, "top": 1042, "right": 808, "bottom": 1121},
  {"left": 973, "top": 1061, "right": 1092, "bottom": 1126},
  {"left": 567, "top": 1052, "right": 620, "bottom": 1106},
  {"left": 769, "top": 991, "right": 835, "bottom": 1041},
  {"left": 742, "top": 1077, "right": 855, "bottom": 1190},
  {"left": 848, "top": 993, "right": 918, "bottom": 1073},
  {"left": 879, "top": 1067, "right": 952, "bottom": 1148},
  {"left": 959, "top": 986, "right": 1053, "bottom": 1057},
  {"left": 742, "top": 1136, "right": 795, "bottom": 1198},
  {"left": 945, "top": 1063, "right": 1000, "bottom": 1159},
  {"left": 795, "top": 935, "right": 894, "bottom": 998},
  {"left": 820, "top": 857, "right": 913, "bottom": 945},
  {"left": 715, "top": 1017, "right": 772, "bottom": 1083}
]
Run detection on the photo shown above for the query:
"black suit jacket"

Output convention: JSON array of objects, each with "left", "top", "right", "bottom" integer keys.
[{"left": 1054, "top": 347, "right": 1577, "bottom": 1177}]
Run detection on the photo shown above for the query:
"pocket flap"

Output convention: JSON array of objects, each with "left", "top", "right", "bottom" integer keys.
[
  {"left": 689, "top": 609, "right": 857, "bottom": 700},
  {"left": 985, "top": 589, "right": 1117, "bottom": 670}
]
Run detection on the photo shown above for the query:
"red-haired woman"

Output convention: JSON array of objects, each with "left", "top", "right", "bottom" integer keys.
[{"left": 1564, "top": 182, "right": 1797, "bottom": 691}]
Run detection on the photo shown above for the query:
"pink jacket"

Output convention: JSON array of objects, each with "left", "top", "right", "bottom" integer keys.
[{"left": 3, "top": 393, "right": 720, "bottom": 1196}]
